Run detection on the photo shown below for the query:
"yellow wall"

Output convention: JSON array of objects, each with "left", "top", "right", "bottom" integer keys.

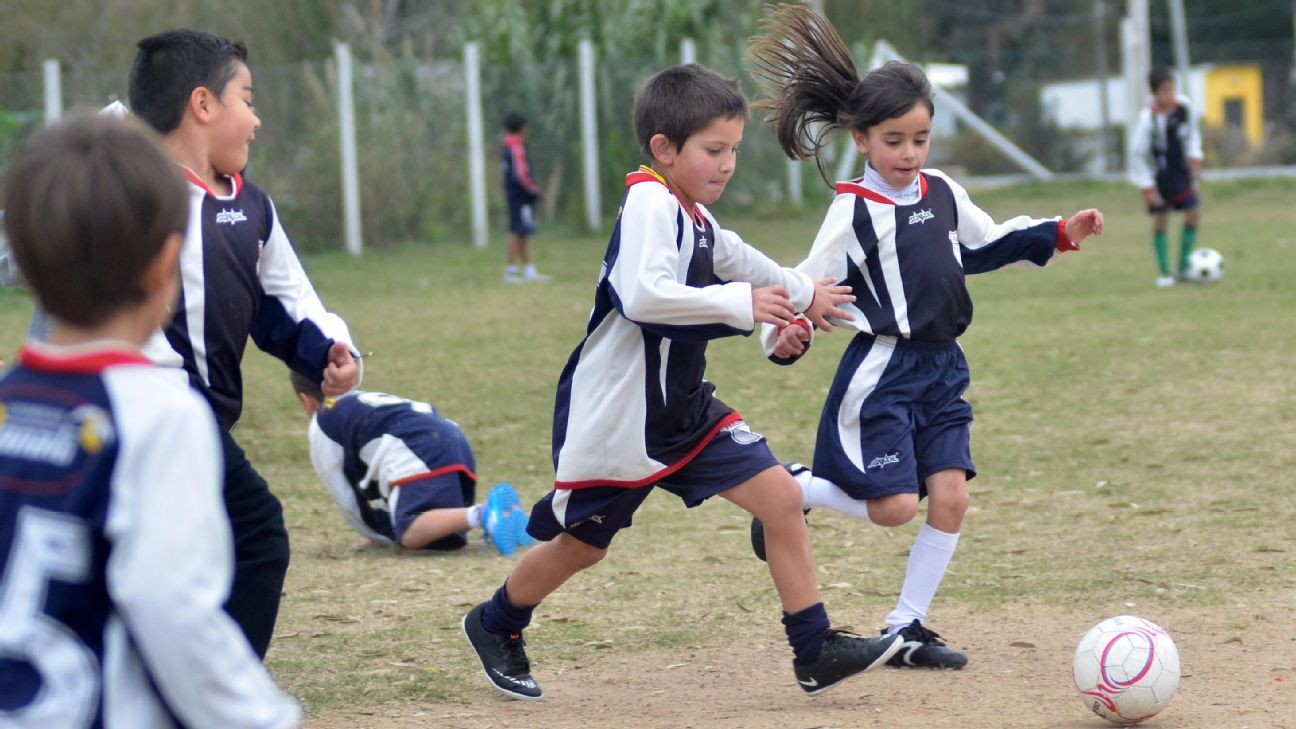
[{"left": 1203, "top": 65, "right": 1263, "bottom": 145}]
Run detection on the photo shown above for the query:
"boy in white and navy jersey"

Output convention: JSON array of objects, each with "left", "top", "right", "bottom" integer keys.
[
  {"left": 291, "top": 373, "right": 532, "bottom": 555},
  {"left": 127, "top": 29, "right": 361, "bottom": 658},
  {"left": 0, "top": 116, "right": 299, "bottom": 728},
  {"left": 1131, "top": 66, "right": 1204, "bottom": 287},
  {"left": 462, "top": 63, "right": 902, "bottom": 702},
  {"left": 748, "top": 8, "right": 1104, "bottom": 672}
]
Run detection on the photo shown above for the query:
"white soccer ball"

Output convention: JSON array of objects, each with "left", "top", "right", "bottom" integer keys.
[
  {"left": 1184, "top": 247, "right": 1223, "bottom": 283},
  {"left": 1073, "top": 615, "right": 1180, "bottom": 724}
]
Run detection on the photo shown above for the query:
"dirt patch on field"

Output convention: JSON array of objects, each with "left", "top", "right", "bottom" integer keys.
[{"left": 304, "top": 585, "right": 1295, "bottom": 729}]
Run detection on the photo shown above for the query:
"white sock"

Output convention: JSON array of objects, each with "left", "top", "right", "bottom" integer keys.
[
  {"left": 798, "top": 472, "right": 872, "bottom": 522},
  {"left": 885, "top": 523, "right": 960, "bottom": 633},
  {"left": 523, "top": 263, "right": 537, "bottom": 277},
  {"left": 466, "top": 504, "right": 484, "bottom": 529}
]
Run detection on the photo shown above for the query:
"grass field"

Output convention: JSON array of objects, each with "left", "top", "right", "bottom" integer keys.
[{"left": 1, "top": 177, "right": 1293, "bottom": 727}]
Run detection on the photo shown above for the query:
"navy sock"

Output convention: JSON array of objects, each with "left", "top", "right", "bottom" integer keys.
[
  {"left": 481, "top": 583, "right": 535, "bottom": 636},
  {"left": 783, "top": 602, "right": 830, "bottom": 665}
]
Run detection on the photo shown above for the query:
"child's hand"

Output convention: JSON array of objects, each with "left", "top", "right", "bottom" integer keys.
[
  {"left": 322, "top": 341, "right": 359, "bottom": 396},
  {"left": 752, "top": 285, "right": 796, "bottom": 326},
  {"left": 772, "top": 321, "right": 811, "bottom": 358},
  {"left": 803, "top": 278, "right": 855, "bottom": 332},
  {"left": 1064, "top": 209, "right": 1104, "bottom": 247}
]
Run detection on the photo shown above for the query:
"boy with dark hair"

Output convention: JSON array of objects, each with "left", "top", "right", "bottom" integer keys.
[
  {"left": 0, "top": 114, "right": 299, "bottom": 728},
  {"left": 290, "top": 372, "right": 532, "bottom": 555},
  {"left": 1131, "top": 65, "right": 1203, "bottom": 287},
  {"left": 501, "top": 111, "right": 545, "bottom": 282},
  {"left": 128, "top": 29, "right": 361, "bottom": 658},
  {"left": 462, "top": 64, "right": 902, "bottom": 702}
]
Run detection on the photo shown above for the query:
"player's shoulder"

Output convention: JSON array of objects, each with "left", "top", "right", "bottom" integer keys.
[{"left": 102, "top": 365, "right": 216, "bottom": 433}]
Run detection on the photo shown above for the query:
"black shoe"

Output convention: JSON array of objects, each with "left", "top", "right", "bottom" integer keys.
[
  {"left": 751, "top": 463, "right": 812, "bottom": 562},
  {"left": 461, "top": 602, "right": 543, "bottom": 700},
  {"left": 884, "top": 619, "right": 968, "bottom": 669},
  {"left": 794, "top": 629, "right": 903, "bottom": 695}
]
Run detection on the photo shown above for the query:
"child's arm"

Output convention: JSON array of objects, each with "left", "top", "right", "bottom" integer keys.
[
  {"left": 106, "top": 384, "right": 300, "bottom": 728},
  {"left": 1184, "top": 97, "right": 1204, "bottom": 183},
  {"left": 308, "top": 414, "right": 395, "bottom": 546},
  {"left": 252, "top": 197, "right": 362, "bottom": 392},
  {"left": 608, "top": 187, "right": 766, "bottom": 340},
  {"left": 1129, "top": 108, "right": 1159, "bottom": 203},
  {"left": 939, "top": 172, "right": 1092, "bottom": 274}
]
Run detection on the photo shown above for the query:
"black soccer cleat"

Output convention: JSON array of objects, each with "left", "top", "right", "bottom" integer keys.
[
  {"left": 462, "top": 602, "right": 543, "bottom": 700},
  {"left": 794, "top": 629, "right": 903, "bottom": 695},
  {"left": 884, "top": 619, "right": 968, "bottom": 669},
  {"left": 751, "top": 463, "right": 812, "bottom": 562}
]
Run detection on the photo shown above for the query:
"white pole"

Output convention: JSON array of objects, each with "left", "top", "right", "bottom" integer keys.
[
  {"left": 334, "top": 42, "right": 363, "bottom": 256},
  {"left": 42, "top": 59, "right": 61, "bottom": 126},
  {"left": 680, "top": 38, "right": 696, "bottom": 65},
  {"left": 1121, "top": 10, "right": 1149, "bottom": 181},
  {"left": 579, "top": 39, "right": 601, "bottom": 232},
  {"left": 464, "top": 42, "right": 488, "bottom": 249},
  {"left": 787, "top": 160, "right": 803, "bottom": 205},
  {"left": 1167, "top": 0, "right": 1193, "bottom": 105}
]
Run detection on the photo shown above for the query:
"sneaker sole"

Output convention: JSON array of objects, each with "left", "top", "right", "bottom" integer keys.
[
  {"left": 460, "top": 613, "right": 544, "bottom": 702},
  {"left": 801, "top": 635, "right": 904, "bottom": 697}
]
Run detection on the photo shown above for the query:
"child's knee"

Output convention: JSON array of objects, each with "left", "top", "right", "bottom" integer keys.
[
  {"left": 867, "top": 494, "right": 920, "bottom": 526},
  {"left": 558, "top": 534, "right": 607, "bottom": 570}
]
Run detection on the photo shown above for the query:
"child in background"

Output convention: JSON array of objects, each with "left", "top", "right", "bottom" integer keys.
[
  {"left": 1131, "top": 65, "right": 1203, "bottom": 287},
  {"left": 127, "top": 29, "right": 361, "bottom": 658},
  {"left": 462, "top": 63, "right": 902, "bottom": 702},
  {"left": 501, "top": 111, "right": 546, "bottom": 282},
  {"left": 291, "top": 372, "right": 532, "bottom": 555},
  {"left": 0, "top": 114, "right": 299, "bottom": 728},
  {"left": 747, "top": 4, "right": 1104, "bottom": 670}
]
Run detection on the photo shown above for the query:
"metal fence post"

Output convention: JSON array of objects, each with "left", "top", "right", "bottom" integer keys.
[
  {"left": 464, "top": 42, "right": 488, "bottom": 249},
  {"left": 335, "top": 41, "right": 363, "bottom": 256},
  {"left": 43, "top": 59, "right": 61, "bottom": 126},
  {"left": 579, "top": 39, "right": 600, "bottom": 232}
]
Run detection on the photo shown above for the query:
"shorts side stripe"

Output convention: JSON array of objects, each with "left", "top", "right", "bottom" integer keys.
[{"left": 837, "top": 336, "right": 896, "bottom": 472}]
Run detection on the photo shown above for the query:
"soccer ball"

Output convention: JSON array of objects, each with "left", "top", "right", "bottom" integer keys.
[
  {"left": 1073, "top": 616, "right": 1180, "bottom": 724},
  {"left": 1183, "top": 247, "right": 1223, "bottom": 283}
]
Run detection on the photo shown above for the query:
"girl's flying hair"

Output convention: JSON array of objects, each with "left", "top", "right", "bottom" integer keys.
[{"left": 748, "top": 3, "right": 933, "bottom": 185}]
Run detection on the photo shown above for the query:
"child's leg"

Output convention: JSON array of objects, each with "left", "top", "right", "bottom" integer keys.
[
  {"left": 884, "top": 468, "right": 966, "bottom": 633},
  {"left": 396, "top": 506, "right": 473, "bottom": 549},
  {"left": 1151, "top": 211, "right": 1171, "bottom": 277},
  {"left": 723, "top": 465, "right": 819, "bottom": 613},
  {"left": 1178, "top": 206, "right": 1200, "bottom": 275}
]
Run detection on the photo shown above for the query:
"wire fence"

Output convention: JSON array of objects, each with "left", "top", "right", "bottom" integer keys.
[{"left": 2, "top": 32, "right": 1292, "bottom": 253}]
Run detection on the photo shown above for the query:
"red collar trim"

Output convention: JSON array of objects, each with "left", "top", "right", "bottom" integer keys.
[
  {"left": 625, "top": 166, "right": 704, "bottom": 227},
  {"left": 834, "top": 174, "right": 927, "bottom": 205},
  {"left": 179, "top": 165, "right": 243, "bottom": 198},
  {"left": 19, "top": 343, "right": 151, "bottom": 374}
]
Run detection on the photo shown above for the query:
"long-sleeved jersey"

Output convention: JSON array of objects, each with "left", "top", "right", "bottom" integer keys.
[
  {"left": 552, "top": 167, "right": 815, "bottom": 488},
  {"left": 1130, "top": 95, "right": 1202, "bottom": 196},
  {"left": 501, "top": 134, "right": 541, "bottom": 202},
  {"left": 762, "top": 169, "right": 1063, "bottom": 356},
  {"left": 308, "top": 390, "right": 476, "bottom": 544},
  {"left": 0, "top": 342, "right": 300, "bottom": 729},
  {"left": 143, "top": 169, "right": 355, "bottom": 429}
]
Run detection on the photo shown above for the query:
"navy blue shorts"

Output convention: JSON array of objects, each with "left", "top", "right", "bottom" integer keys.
[
  {"left": 813, "top": 334, "right": 975, "bottom": 501},
  {"left": 1147, "top": 188, "right": 1198, "bottom": 214},
  {"left": 390, "top": 469, "right": 475, "bottom": 550},
  {"left": 507, "top": 196, "right": 537, "bottom": 235},
  {"left": 527, "top": 420, "right": 779, "bottom": 549}
]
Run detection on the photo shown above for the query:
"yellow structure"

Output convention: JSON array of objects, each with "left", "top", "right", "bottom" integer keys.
[{"left": 1202, "top": 64, "right": 1263, "bottom": 146}]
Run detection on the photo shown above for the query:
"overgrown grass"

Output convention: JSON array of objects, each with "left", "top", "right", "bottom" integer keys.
[{"left": 1, "top": 178, "right": 1291, "bottom": 717}]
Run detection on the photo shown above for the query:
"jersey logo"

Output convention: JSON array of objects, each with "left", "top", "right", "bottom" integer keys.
[
  {"left": 723, "top": 421, "right": 764, "bottom": 446},
  {"left": 866, "top": 451, "right": 901, "bottom": 470},
  {"left": 907, "top": 209, "right": 934, "bottom": 225},
  {"left": 0, "top": 402, "right": 115, "bottom": 466},
  {"left": 215, "top": 208, "right": 248, "bottom": 225}
]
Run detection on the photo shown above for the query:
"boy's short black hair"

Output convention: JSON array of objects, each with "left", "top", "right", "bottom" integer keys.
[
  {"left": 633, "top": 64, "right": 747, "bottom": 158},
  {"left": 504, "top": 112, "right": 528, "bottom": 133},
  {"left": 129, "top": 29, "right": 249, "bottom": 134},
  {"left": 2, "top": 115, "right": 188, "bottom": 327},
  {"left": 1148, "top": 65, "right": 1174, "bottom": 92},
  {"left": 290, "top": 370, "right": 324, "bottom": 403}
]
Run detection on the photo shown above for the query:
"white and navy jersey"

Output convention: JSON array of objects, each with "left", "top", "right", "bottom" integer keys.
[
  {"left": 145, "top": 168, "right": 356, "bottom": 429},
  {"left": 0, "top": 342, "right": 300, "bottom": 729},
  {"left": 762, "top": 169, "right": 1061, "bottom": 355},
  {"left": 308, "top": 391, "right": 476, "bottom": 544},
  {"left": 552, "top": 167, "right": 815, "bottom": 488},
  {"left": 1130, "top": 95, "right": 1202, "bottom": 196}
]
